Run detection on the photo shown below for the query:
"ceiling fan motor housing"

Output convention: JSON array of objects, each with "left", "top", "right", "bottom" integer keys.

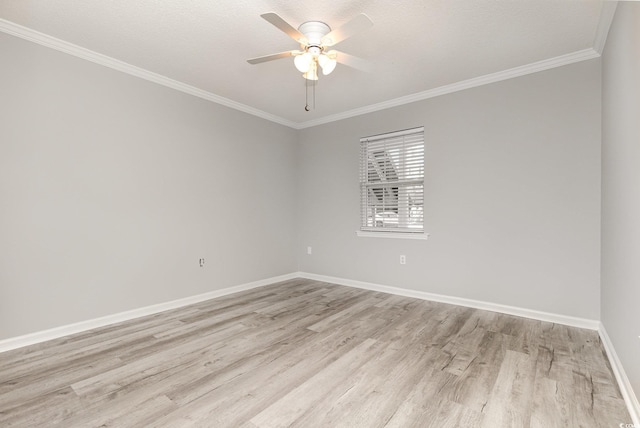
[{"left": 298, "top": 21, "right": 331, "bottom": 52}]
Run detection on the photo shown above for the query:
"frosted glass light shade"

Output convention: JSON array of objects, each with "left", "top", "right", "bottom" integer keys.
[
  {"left": 318, "top": 53, "right": 329, "bottom": 68},
  {"left": 294, "top": 53, "right": 312, "bottom": 73},
  {"left": 321, "top": 58, "right": 337, "bottom": 75}
]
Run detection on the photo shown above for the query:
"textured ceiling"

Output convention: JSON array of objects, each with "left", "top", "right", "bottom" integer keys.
[{"left": 0, "top": 0, "right": 606, "bottom": 128}]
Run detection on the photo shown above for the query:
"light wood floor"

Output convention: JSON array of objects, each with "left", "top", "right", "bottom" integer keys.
[{"left": 0, "top": 278, "right": 631, "bottom": 427}]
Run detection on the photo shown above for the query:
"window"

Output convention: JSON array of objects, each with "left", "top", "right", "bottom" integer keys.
[{"left": 359, "top": 127, "right": 425, "bottom": 237}]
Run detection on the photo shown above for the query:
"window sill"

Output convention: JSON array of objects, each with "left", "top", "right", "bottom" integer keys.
[{"left": 356, "top": 231, "right": 430, "bottom": 240}]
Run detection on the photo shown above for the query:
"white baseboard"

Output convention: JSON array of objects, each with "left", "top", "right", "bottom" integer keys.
[
  {"left": 297, "top": 272, "right": 600, "bottom": 330},
  {"left": 0, "top": 272, "right": 298, "bottom": 353},
  {"left": 599, "top": 324, "right": 640, "bottom": 425}
]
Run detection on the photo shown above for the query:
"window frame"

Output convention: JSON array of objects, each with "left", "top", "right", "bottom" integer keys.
[{"left": 358, "top": 126, "right": 428, "bottom": 240}]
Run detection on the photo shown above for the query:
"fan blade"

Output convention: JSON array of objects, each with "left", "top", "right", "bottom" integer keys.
[
  {"left": 321, "top": 14, "right": 373, "bottom": 47},
  {"left": 329, "top": 50, "right": 372, "bottom": 73},
  {"left": 247, "top": 50, "right": 301, "bottom": 65},
  {"left": 261, "top": 12, "right": 307, "bottom": 44}
]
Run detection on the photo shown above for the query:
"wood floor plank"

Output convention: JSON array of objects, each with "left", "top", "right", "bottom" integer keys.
[
  {"left": 0, "top": 278, "right": 631, "bottom": 427},
  {"left": 447, "top": 329, "right": 506, "bottom": 413},
  {"left": 0, "top": 355, "right": 125, "bottom": 410},
  {"left": 60, "top": 359, "right": 214, "bottom": 427},
  {"left": 530, "top": 375, "right": 564, "bottom": 428},
  {"left": 69, "top": 321, "right": 250, "bottom": 400},
  {"left": 480, "top": 349, "right": 536, "bottom": 428},
  {"left": 0, "top": 386, "right": 83, "bottom": 427},
  {"left": 290, "top": 339, "right": 436, "bottom": 427},
  {"left": 0, "top": 318, "right": 186, "bottom": 381},
  {"left": 307, "top": 295, "right": 385, "bottom": 332},
  {"left": 383, "top": 366, "right": 465, "bottom": 427},
  {"left": 249, "top": 338, "right": 382, "bottom": 428},
  {"left": 155, "top": 312, "right": 390, "bottom": 426}
]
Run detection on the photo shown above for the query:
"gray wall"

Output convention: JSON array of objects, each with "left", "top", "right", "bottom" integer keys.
[
  {"left": 601, "top": 2, "right": 640, "bottom": 396},
  {"left": 0, "top": 33, "right": 298, "bottom": 340},
  {"left": 297, "top": 59, "right": 602, "bottom": 319}
]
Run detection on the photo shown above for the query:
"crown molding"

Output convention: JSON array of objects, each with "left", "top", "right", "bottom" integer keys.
[
  {"left": 0, "top": 18, "right": 298, "bottom": 129},
  {"left": 0, "top": 16, "right": 604, "bottom": 131},
  {"left": 296, "top": 48, "right": 600, "bottom": 129},
  {"left": 593, "top": 1, "right": 618, "bottom": 55}
]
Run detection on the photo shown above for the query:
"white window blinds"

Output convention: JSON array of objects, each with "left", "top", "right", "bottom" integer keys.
[{"left": 360, "top": 127, "right": 424, "bottom": 233}]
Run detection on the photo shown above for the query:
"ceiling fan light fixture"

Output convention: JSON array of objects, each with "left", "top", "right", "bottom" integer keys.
[
  {"left": 319, "top": 55, "right": 337, "bottom": 75},
  {"left": 294, "top": 52, "right": 312, "bottom": 73},
  {"left": 317, "top": 53, "right": 329, "bottom": 67}
]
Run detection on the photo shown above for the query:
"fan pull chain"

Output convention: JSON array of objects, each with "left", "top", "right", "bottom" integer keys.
[
  {"left": 305, "top": 77, "right": 309, "bottom": 111},
  {"left": 304, "top": 74, "right": 317, "bottom": 112}
]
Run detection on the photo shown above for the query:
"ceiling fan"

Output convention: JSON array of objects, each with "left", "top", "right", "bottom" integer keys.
[{"left": 247, "top": 12, "right": 373, "bottom": 81}]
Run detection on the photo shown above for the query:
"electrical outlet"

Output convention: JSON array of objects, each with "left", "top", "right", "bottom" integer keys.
[
  {"left": 199, "top": 258, "right": 205, "bottom": 267},
  {"left": 400, "top": 255, "right": 406, "bottom": 265},
  {"left": 307, "top": 246, "right": 312, "bottom": 255}
]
